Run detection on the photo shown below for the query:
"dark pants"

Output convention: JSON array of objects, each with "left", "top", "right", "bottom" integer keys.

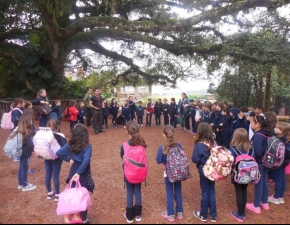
[
  {"left": 85, "top": 107, "right": 92, "bottom": 127},
  {"left": 70, "top": 121, "right": 78, "bottom": 132},
  {"left": 234, "top": 183, "right": 248, "bottom": 216},
  {"left": 124, "top": 118, "right": 130, "bottom": 126},
  {"left": 194, "top": 121, "right": 200, "bottom": 133},
  {"left": 165, "top": 176, "right": 183, "bottom": 216},
  {"left": 273, "top": 166, "right": 286, "bottom": 198},
  {"left": 39, "top": 115, "right": 47, "bottom": 127},
  {"left": 92, "top": 109, "right": 103, "bottom": 132},
  {"left": 130, "top": 111, "right": 135, "bottom": 121},
  {"left": 170, "top": 115, "right": 177, "bottom": 128},
  {"left": 125, "top": 178, "right": 142, "bottom": 208},
  {"left": 112, "top": 114, "right": 117, "bottom": 126},
  {"left": 103, "top": 115, "right": 108, "bottom": 128},
  {"left": 44, "top": 158, "right": 63, "bottom": 194},
  {"left": 222, "top": 131, "right": 231, "bottom": 148},
  {"left": 78, "top": 117, "right": 84, "bottom": 125},
  {"left": 254, "top": 164, "right": 269, "bottom": 207},
  {"left": 146, "top": 113, "right": 152, "bottom": 126},
  {"left": 137, "top": 116, "right": 143, "bottom": 125},
  {"left": 164, "top": 113, "right": 169, "bottom": 126},
  {"left": 184, "top": 117, "right": 190, "bottom": 130},
  {"left": 198, "top": 166, "right": 217, "bottom": 219},
  {"left": 191, "top": 117, "right": 196, "bottom": 132},
  {"left": 215, "top": 131, "right": 222, "bottom": 146},
  {"left": 18, "top": 156, "right": 29, "bottom": 187},
  {"left": 155, "top": 114, "right": 161, "bottom": 125}
]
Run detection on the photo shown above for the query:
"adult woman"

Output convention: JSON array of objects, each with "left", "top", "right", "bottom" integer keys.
[
  {"left": 31, "top": 89, "right": 50, "bottom": 127},
  {"left": 177, "top": 93, "right": 190, "bottom": 129}
]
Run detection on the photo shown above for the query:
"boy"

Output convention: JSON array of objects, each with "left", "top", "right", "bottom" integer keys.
[
  {"left": 163, "top": 98, "right": 170, "bottom": 126},
  {"left": 203, "top": 103, "right": 212, "bottom": 125},
  {"left": 220, "top": 107, "right": 231, "bottom": 148},
  {"left": 213, "top": 102, "right": 223, "bottom": 145},
  {"left": 182, "top": 101, "right": 191, "bottom": 132},
  {"left": 136, "top": 101, "right": 144, "bottom": 126},
  {"left": 78, "top": 101, "right": 86, "bottom": 125},
  {"left": 145, "top": 99, "right": 154, "bottom": 127},
  {"left": 51, "top": 100, "right": 62, "bottom": 123},
  {"left": 128, "top": 96, "right": 136, "bottom": 121},
  {"left": 229, "top": 107, "right": 239, "bottom": 139},
  {"left": 189, "top": 100, "right": 196, "bottom": 134},
  {"left": 255, "top": 105, "right": 264, "bottom": 116},
  {"left": 154, "top": 99, "right": 163, "bottom": 126},
  {"left": 245, "top": 111, "right": 254, "bottom": 140},
  {"left": 169, "top": 98, "right": 178, "bottom": 128},
  {"left": 236, "top": 106, "right": 248, "bottom": 131}
]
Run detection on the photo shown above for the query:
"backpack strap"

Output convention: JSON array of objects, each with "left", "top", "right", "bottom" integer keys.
[
  {"left": 256, "top": 133, "right": 270, "bottom": 140},
  {"left": 12, "top": 108, "right": 23, "bottom": 114}
]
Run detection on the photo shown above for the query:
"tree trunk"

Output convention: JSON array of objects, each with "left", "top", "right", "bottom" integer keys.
[
  {"left": 134, "top": 85, "right": 139, "bottom": 98},
  {"left": 116, "top": 87, "right": 121, "bottom": 98},
  {"left": 148, "top": 84, "right": 153, "bottom": 96},
  {"left": 263, "top": 69, "right": 272, "bottom": 112}
]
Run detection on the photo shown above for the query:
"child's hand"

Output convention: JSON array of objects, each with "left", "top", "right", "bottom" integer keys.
[
  {"left": 71, "top": 173, "right": 80, "bottom": 181},
  {"left": 70, "top": 159, "right": 74, "bottom": 164},
  {"left": 220, "top": 123, "right": 223, "bottom": 126},
  {"left": 83, "top": 116, "right": 86, "bottom": 119},
  {"left": 216, "top": 128, "right": 219, "bottom": 132}
]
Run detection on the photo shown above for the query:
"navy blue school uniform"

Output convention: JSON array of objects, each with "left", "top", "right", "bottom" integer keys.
[
  {"left": 11, "top": 107, "right": 23, "bottom": 131},
  {"left": 122, "top": 104, "right": 130, "bottom": 126},
  {"left": 50, "top": 106, "right": 61, "bottom": 122},
  {"left": 236, "top": 117, "right": 248, "bottom": 131},
  {"left": 136, "top": 105, "right": 144, "bottom": 125},
  {"left": 78, "top": 106, "right": 86, "bottom": 124},
  {"left": 229, "top": 108, "right": 239, "bottom": 137},
  {"left": 109, "top": 103, "right": 119, "bottom": 126},
  {"left": 128, "top": 100, "right": 136, "bottom": 121},
  {"left": 203, "top": 111, "right": 213, "bottom": 124},
  {"left": 154, "top": 103, "right": 163, "bottom": 126},
  {"left": 221, "top": 115, "right": 231, "bottom": 148},
  {"left": 192, "top": 142, "right": 217, "bottom": 220},
  {"left": 163, "top": 103, "right": 170, "bottom": 126},
  {"left": 31, "top": 96, "right": 49, "bottom": 127},
  {"left": 169, "top": 103, "right": 178, "bottom": 128},
  {"left": 190, "top": 105, "right": 196, "bottom": 133},
  {"left": 213, "top": 110, "right": 222, "bottom": 145},
  {"left": 102, "top": 104, "right": 109, "bottom": 128},
  {"left": 183, "top": 105, "right": 190, "bottom": 130}
]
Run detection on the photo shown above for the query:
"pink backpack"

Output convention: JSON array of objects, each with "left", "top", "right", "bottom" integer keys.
[
  {"left": 1, "top": 108, "right": 23, "bottom": 130},
  {"left": 123, "top": 142, "right": 148, "bottom": 184},
  {"left": 285, "top": 164, "right": 290, "bottom": 175}
]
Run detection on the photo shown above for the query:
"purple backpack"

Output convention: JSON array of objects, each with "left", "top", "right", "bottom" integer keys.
[{"left": 166, "top": 145, "right": 191, "bottom": 183}]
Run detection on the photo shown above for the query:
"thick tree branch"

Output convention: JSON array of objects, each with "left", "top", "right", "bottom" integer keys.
[{"left": 0, "top": 28, "right": 44, "bottom": 41}]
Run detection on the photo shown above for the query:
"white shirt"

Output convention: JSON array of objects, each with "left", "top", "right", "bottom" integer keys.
[
  {"left": 195, "top": 110, "right": 201, "bottom": 121},
  {"left": 249, "top": 123, "right": 254, "bottom": 140}
]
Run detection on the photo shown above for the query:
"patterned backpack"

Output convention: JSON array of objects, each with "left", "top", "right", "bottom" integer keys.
[
  {"left": 166, "top": 144, "right": 191, "bottom": 183},
  {"left": 203, "top": 144, "right": 234, "bottom": 182},
  {"left": 3, "top": 130, "right": 23, "bottom": 159},
  {"left": 231, "top": 147, "right": 260, "bottom": 184}
]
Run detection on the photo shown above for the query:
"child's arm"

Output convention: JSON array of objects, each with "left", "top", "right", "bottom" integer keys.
[
  {"left": 56, "top": 144, "right": 71, "bottom": 162},
  {"left": 156, "top": 146, "right": 164, "bottom": 164},
  {"left": 76, "top": 145, "right": 92, "bottom": 175},
  {"left": 192, "top": 144, "right": 201, "bottom": 165}
]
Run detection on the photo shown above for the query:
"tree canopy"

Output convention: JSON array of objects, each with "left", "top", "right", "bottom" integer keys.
[{"left": 0, "top": 0, "right": 290, "bottom": 99}]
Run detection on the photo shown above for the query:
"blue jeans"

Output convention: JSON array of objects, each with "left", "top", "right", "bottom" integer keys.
[
  {"left": 70, "top": 121, "right": 78, "bottom": 132},
  {"left": 44, "top": 158, "right": 63, "bottom": 194},
  {"left": 165, "top": 177, "right": 183, "bottom": 216},
  {"left": 273, "top": 166, "right": 286, "bottom": 199},
  {"left": 18, "top": 156, "right": 29, "bottom": 187},
  {"left": 254, "top": 164, "right": 269, "bottom": 207},
  {"left": 170, "top": 115, "right": 177, "bottom": 128},
  {"left": 198, "top": 166, "right": 217, "bottom": 219},
  {"left": 125, "top": 178, "right": 142, "bottom": 208}
]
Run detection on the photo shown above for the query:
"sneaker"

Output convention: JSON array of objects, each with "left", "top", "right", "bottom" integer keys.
[
  {"left": 123, "top": 212, "right": 133, "bottom": 223},
  {"left": 210, "top": 217, "right": 217, "bottom": 223},
  {"left": 47, "top": 191, "right": 55, "bottom": 200},
  {"left": 138, "top": 124, "right": 140, "bottom": 126},
  {"left": 279, "top": 198, "right": 285, "bottom": 204},
  {"left": 260, "top": 202, "right": 270, "bottom": 210},
  {"left": 14, "top": 157, "right": 20, "bottom": 162},
  {"left": 17, "top": 185, "right": 23, "bottom": 190},
  {"left": 268, "top": 195, "right": 280, "bottom": 205},
  {"left": 268, "top": 179, "right": 275, "bottom": 186},
  {"left": 162, "top": 211, "right": 175, "bottom": 222},
  {"left": 141, "top": 124, "right": 144, "bottom": 127},
  {"left": 124, "top": 126, "right": 126, "bottom": 129},
  {"left": 231, "top": 211, "right": 244, "bottom": 222},
  {"left": 22, "top": 184, "right": 37, "bottom": 192},
  {"left": 54, "top": 195, "right": 59, "bottom": 202},
  {"left": 27, "top": 169, "right": 35, "bottom": 175},
  {"left": 176, "top": 212, "right": 183, "bottom": 220},
  {"left": 82, "top": 218, "right": 93, "bottom": 224},
  {"left": 135, "top": 216, "right": 142, "bottom": 222},
  {"left": 193, "top": 211, "right": 207, "bottom": 222},
  {"left": 246, "top": 203, "right": 261, "bottom": 214}
]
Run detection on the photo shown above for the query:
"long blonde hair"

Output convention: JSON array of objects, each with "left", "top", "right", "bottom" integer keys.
[
  {"left": 276, "top": 122, "right": 290, "bottom": 142},
  {"left": 230, "top": 128, "right": 252, "bottom": 153},
  {"left": 10, "top": 115, "right": 33, "bottom": 144},
  {"left": 162, "top": 125, "right": 176, "bottom": 155}
]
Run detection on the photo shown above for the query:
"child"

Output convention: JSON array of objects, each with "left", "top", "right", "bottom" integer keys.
[
  {"left": 122, "top": 100, "right": 131, "bottom": 129},
  {"left": 220, "top": 107, "right": 231, "bottom": 148},
  {"left": 268, "top": 122, "right": 290, "bottom": 204},
  {"left": 78, "top": 101, "right": 86, "bottom": 125},
  {"left": 120, "top": 122, "right": 147, "bottom": 223},
  {"left": 45, "top": 119, "right": 67, "bottom": 201},
  {"left": 14, "top": 115, "right": 37, "bottom": 191},
  {"left": 245, "top": 111, "right": 254, "bottom": 140},
  {"left": 182, "top": 101, "right": 190, "bottom": 132},
  {"left": 236, "top": 107, "right": 248, "bottom": 131},
  {"left": 51, "top": 100, "right": 62, "bottom": 123},
  {"left": 163, "top": 98, "right": 170, "bottom": 126},
  {"left": 136, "top": 101, "right": 144, "bottom": 126},
  {"left": 189, "top": 100, "right": 196, "bottom": 134},
  {"left": 229, "top": 107, "right": 239, "bottom": 140},
  {"left": 156, "top": 125, "right": 184, "bottom": 222},
  {"left": 194, "top": 102, "right": 204, "bottom": 133},
  {"left": 11, "top": 98, "right": 25, "bottom": 131},
  {"left": 145, "top": 99, "right": 154, "bottom": 127},
  {"left": 229, "top": 128, "right": 255, "bottom": 222},
  {"left": 128, "top": 96, "right": 136, "bottom": 121},
  {"left": 254, "top": 106, "right": 264, "bottom": 116},
  {"left": 56, "top": 124, "right": 94, "bottom": 224},
  {"left": 109, "top": 98, "right": 119, "bottom": 128},
  {"left": 68, "top": 99, "right": 79, "bottom": 132},
  {"left": 102, "top": 99, "right": 109, "bottom": 129},
  {"left": 246, "top": 115, "right": 272, "bottom": 213},
  {"left": 154, "top": 99, "right": 163, "bottom": 126},
  {"left": 169, "top": 98, "right": 178, "bottom": 129},
  {"left": 192, "top": 122, "right": 217, "bottom": 223},
  {"left": 203, "top": 103, "right": 212, "bottom": 125},
  {"left": 213, "top": 103, "right": 223, "bottom": 145}
]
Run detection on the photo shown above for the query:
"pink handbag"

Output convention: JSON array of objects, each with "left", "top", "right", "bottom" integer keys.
[
  {"left": 57, "top": 180, "right": 92, "bottom": 216},
  {"left": 285, "top": 164, "right": 290, "bottom": 175}
]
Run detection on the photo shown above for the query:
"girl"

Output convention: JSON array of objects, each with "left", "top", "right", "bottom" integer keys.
[
  {"left": 121, "top": 122, "right": 147, "bottom": 223},
  {"left": 122, "top": 100, "right": 131, "bottom": 129},
  {"left": 45, "top": 119, "right": 67, "bottom": 202},
  {"left": 68, "top": 99, "right": 79, "bottom": 132},
  {"left": 163, "top": 98, "right": 170, "bottom": 126},
  {"left": 156, "top": 125, "right": 184, "bottom": 222},
  {"left": 246, "top": 115, "right": 273, "bottom": 213},
  {"left": 229, "top": 128, "right": 255, "bottom": 222},
  {"left": 169, "top": 98, "right": 178, "bottom": 129},
  {"left": 110, "top": 98, "right": 119, "bottom": 128},
  {"left": 78, "top": 101, "right": 86, "bottom": 125},
  {"left": 11, "top": 98, "right": 25, "bottom": 131},
  {"left": 145, "top": 99, "right": 154, "bottom": 127},
  {"left": 31, "top": 89, "right": 50, "bottom": 127},
  {"left": 194, "top": 102, "right": 204, "bottom": 133},
  {"left": 15, "top": 115, "right": 37, "bottom": 192},
  {"left": 192, "top": 122, "right": 217, "bottom": 223},
  {"left": 268, "top": 122, "right": 290, "bottom": 204},
  {"left": 56, "top": 124, "right": 94, "bottom": 224},
  {"left": 102, "top": 99, "right": 109, "bottom": 129}
]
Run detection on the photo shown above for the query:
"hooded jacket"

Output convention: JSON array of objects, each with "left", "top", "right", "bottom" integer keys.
[
  {"left": 251, "top": 129, "right": 273, "bottom": 164},
  {"left": 229, "top": 107, "right": 239, "bottom": 135}
]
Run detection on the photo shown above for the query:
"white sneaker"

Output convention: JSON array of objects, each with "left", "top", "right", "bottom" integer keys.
[
  {"left": 141, "top": 124, "right": 144, "bottom": 127},
  {"left": 22, "top": 184, "right": 37, "bottom": 192},
  {"left": 17, "top": 185, "right": 23, "bottom": 190},
  {"left": 268, "top": 195, "right": 280, "bottom": 204},
  {"left": 279, "top": 198, "right": 285, "bottom": 204},
  {"left": 124, "top": 126, "right": 126, "bottom": 129}
]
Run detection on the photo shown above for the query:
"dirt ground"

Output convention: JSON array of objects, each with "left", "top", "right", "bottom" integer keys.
[{"left": 0, "top": 120, "right": 289, "bottom": 224}]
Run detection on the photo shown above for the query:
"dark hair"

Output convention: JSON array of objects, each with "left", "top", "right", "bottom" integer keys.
[
  {"left": 222, "top": 107, "right": 230, "bottom": 114},
  {"left": 249, "top": 111, "right": 256, "bottom": 117},
  {"left": 24, "top": 101, "right": 32, "bottom": 109},
  {"left": 194, "top": 122, "right": 215, "bottom": 147},
  {"left": 239, "top": 106, "right": 248, "bottom": 113},
  {"left": 139, "top": 101, "right": 142, "bottom": 104},
  {"left": 163, "top": 125, "right": 176, "bottom": 155},
  {"left": 87, "top": 87, "right": 92, "bottom": 91},
  {"left": 126, "top": 122, "right": 147, "bottom": 147},
  {"left": 15, "top": 98, "right": 25, "bottom": 106},
  {"left": 171, "top": 98, "right": 175, "bottom": 102},
  {"left": 46, "top": 119, "right": 60, "bottom": 132},
  {"left": 55, "top": 100, "right": 60, "bottom": 104},
  {"left": 68, "top": 124, "right": 89, "bottom": 154},
  {"left": 196, "top": 102, "right": 202, "bottom": 109},
  {"left": 190, "top": 100, "right": 194, "bottom": 103},
  {"left": 148, "top": 98, "right": 152, "bottom": 101},
  {"left": 264, "top": 111, "right": 277, "bottom": 129},
  {"left": 217, "top": 103, "right": 224, "bottom": 110},
  {"left": 255, "top": 105, "right": 263, "bottom": 111},
  {"left": 68, "top": 99, "right": 76, "bottom": 107},
  {"left": 230, "top": 128, "right": 252, "bottom": 152},
  {"left": 204, "top": 103, "right": 212, "bottom": 110},
  {"left": 10, "top": 115, "right": 33, "bottom": 144},
  {"left": 182, "top": 93, "right": 188, "bottom": 99},
  {"left": 223, "top": 102, "right": 228, "bottom": 106},
  {"left": 111, "top": 98, "right": 116, "bottom": 105},
  {"left": 253, "top": 115, "right": 272, "bottom": 133},
  {"left": 23, "top": 108, "right": 35, "bottom": 122}
]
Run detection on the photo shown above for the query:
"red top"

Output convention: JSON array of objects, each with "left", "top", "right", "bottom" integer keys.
[
  {"left": 69, "top": 106, "right": 79, "bottom": 122},
  {"left": 145, "top": 103, "right": 154, "bottom": 113}
]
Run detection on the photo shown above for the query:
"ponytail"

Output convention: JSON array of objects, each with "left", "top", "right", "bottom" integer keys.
[{"left": 162, "top": 125, "right": 176, "bottom": 155}]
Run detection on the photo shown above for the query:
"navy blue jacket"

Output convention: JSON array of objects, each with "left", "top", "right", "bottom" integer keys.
[
  {"left": 203, "top": 111, "right": 212, "bottom": 124},
  {"left": 156, "top": 143, "right": 183, "bottom": 165},
  {"left": 128, "top": 101, "right": 136, "bottom": 113},
  {"left": 122, "top": 104, "right": 130, "bottom": 119},
  {"left": 229, "top": 108, "right": 239, "bottom": 135},
  {"left": 221, "top": 115, "right": 231, "bottom": 132},
  {"left": 31, "top": 97, "right": 49, "bottom": 118},
  {"left": 136, "top": 106, "right": 144, "bottom": 117},
  {"left": 22, "top": 135, "right": 34, "bottom": 157},
  {"left": 183, "top": 105, "right": 190, "bottom": 118},
  {"left": 192, "top": 142, "right": 211, "bottom": 167},
  {"left": 11, "top": 107, "right": 23, "bottom": 129},
  {"left": 213, "top": 110, "right": 222, "bottom": 129},
  {"left": 251, "top": 130, "right": 273, "bottom": 164},
  {"left": 78, "top": 107, "right": 86, "bottom": 119},
  {"left": 109, "top": 103, "right": 119, "bottom": 115},
  {"left": 163, "top": 103, "right": 169, "bottom": 115},
  {"left": 190, "top": 105, "right": 196, "bottom": 119},
  {"left": 169, "top": 103, "right": 178, "bottom": 116},
  {"left": 102, "top": 105, "right": 109, "bottom": 117},
  {"left": 52, "top": 106, "right": 61, "bottom": 121},
  {"left": 154, "top": 103, "right": 163, "bottom": 116},
  {"left": 236, "top": 117, "right": 248, "bottom": 131}
]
